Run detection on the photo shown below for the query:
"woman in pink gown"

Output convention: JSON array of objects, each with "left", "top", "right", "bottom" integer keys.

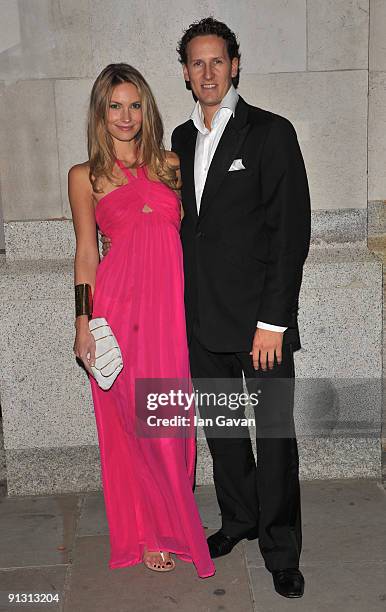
[{"left": 69, "top": 63, "right": 215, "bottom": 578}]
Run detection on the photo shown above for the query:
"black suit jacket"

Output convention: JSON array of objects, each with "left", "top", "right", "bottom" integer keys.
[{"left": 171, "top": 96, "right": 311, "bottom": 353}]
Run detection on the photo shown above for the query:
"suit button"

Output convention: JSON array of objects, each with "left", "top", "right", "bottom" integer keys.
[{"left": 196, "top": 231, "right": 204, "bottom": 238}]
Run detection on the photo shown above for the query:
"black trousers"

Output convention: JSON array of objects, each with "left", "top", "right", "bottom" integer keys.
[{"left": 189, "top": 331, "right": 302, "bottom": 571}]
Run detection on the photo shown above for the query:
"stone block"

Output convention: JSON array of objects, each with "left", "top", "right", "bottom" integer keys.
[
  {"left": 311, "top": 209, "right": 367, "bottom": 245},
  {"left": 239, "top": 70, "right": 368, "bottom": 210},
  {"left": 308, "top": 0, "right": 369, "bottom": 71},
  {"left": 369, "top": 71, "right": 386, "bottom": 200},
  {"left": 370, "top": 0, "right": 386, "bottom": 70},
  {"left": 0, "top": 494, "right": 79, "bottom": 567},
  {"left": 0, "top": 567, "right": 67, "bottom": 610},
  {"left": 54, "top": 79, "right": 93, "bottom": 218},
  {"left": 297, "top": 437, "right": 381, "bottom": 480},
  {"left": 90, "top": 0, "right": 306, "bottom": 78},
  {"left": 5, "top": 446, "right": 102, "bottom": 497},
  {"left": 0, "top": 187, "right": 5, "bottom": 254},
  {"left": 0, "top": 260, "right": 96, "bottom": 450},
  {"left": 297, "top": 246, "right": 382, "bottom": 378},
  {"left": 4, "top": 220, "right": 75, "bottom": 259},
  {"left": 368, "top": 201, "right": 386, "bottom": 237},
  {"left": 0, "top": 0, "right": 20, "bottom": 55},
  {"left": 0, "top": 0, "right": 92, "bottom": 80},
  {"left": 149, "top": 76, "right": 195, "bottom": 148},
  {"left": 212, "top": 0, "right": 307, "bottom": 74},
  {"left": 0, "top": 80, "right": 61, "bottom": 221},
  {"left": 90, "top": 0, "right": 207, "bottom": 80}
]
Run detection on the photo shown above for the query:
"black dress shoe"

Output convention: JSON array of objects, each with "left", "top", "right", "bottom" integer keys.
[
  {"left": 272, "top": 568, "right": 304, "bottom": 598},
  {"left": 207, "top": 526, "right": 258, "bottom": 559}
]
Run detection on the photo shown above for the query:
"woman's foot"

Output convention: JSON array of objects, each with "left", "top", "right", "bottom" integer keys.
[{"left": 143, "top": 547, "right": 175, "bottom": 572}]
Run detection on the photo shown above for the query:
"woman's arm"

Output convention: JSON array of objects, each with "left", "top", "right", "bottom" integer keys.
[
  {"left": 69, "top": 163, "right": 99, "bottom": 288},
  {"left": 68, "top": 163, "right": 99, "bottom": 372}
]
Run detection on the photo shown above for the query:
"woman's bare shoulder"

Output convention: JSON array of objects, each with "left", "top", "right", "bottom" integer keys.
[
  {"left": 165, "top": 150, "right": 180, "bottom": 169},
  {"left": 68, "top": 162, "right": 93, "bottom": 196},
  {"left": 68, "top": 161, "right": 90, "bottom": 180}
]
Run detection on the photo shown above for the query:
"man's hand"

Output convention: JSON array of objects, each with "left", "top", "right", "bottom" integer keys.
[
  {"left": 100, "top": 232, "right": 112, "bottom": 257},
  {"left": 250, "top": 328, "right": 284, "bottom": 371}
]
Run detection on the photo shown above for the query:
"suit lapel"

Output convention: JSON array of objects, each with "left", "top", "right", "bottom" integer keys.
[
  {"left": 180, "top": 123, "right": 198, "bottom": 218},
  {"left": 199, "top": 97, "right": 250, "bottom": 219}
]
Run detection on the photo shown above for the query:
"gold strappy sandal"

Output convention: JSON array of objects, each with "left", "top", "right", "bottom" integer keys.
[{"left": 143, "top": 550, "right": 176, "bottom": 572}]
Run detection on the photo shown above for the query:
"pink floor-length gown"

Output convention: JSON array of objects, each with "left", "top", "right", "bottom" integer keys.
[{"left": 89, "top": 159, "right": 215, "bottom": 579}]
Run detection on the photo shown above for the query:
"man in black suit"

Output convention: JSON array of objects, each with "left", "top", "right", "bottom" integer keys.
[{"left": 172, "top": 17, "right": 311, "bottom": 598}]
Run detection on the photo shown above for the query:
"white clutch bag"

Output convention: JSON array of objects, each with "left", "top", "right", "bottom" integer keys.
[{"left": 88, "top": 317, "right": 123, "bottom": 390}]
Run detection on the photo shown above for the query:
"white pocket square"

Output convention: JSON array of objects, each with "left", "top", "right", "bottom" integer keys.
[{"left": 228, "top": 158, "right": 245, "bottom": 171}]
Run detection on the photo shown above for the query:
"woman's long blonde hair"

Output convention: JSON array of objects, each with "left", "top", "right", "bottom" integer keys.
[{"left": 88, "top": 63, "right": 177, "bottom": 191}]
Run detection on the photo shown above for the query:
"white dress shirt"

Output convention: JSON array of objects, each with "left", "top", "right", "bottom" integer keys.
[
  {"left": 192, "top": 85, "right": 239, "bottom": 211},
  {"left": 190, "top": 85, "right": 287, "bottom": 334}
]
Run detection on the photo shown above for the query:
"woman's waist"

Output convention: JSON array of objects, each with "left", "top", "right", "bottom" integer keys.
[
  {"left": 97, "top": 221, "right": 182, "bottom": 248},
  {"left": 95, "top": 238, "right": 183, "bottom": 276},
  {"left": 98, "top": 219, "right": 180, "bottom": 239}
]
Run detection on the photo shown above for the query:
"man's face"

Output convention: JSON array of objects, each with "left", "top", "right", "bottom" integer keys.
[{"left": 183, "top": 35, "right": 238, "bottom": 110}]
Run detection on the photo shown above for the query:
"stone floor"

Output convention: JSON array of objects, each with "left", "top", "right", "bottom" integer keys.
[{"left": 0, "top": 480, "right": 385, "bottom": 612}]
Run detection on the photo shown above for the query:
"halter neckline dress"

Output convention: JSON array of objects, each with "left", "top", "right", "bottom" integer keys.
[{"left": 89, "top": 158, "right": 215, "bottom": 578}]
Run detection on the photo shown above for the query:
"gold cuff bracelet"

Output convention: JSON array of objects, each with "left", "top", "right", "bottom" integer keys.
[{"left": 75, "top": 283, "right": 93, "bottom": 317}]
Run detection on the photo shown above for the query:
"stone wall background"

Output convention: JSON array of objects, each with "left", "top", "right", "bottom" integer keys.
[
  {"left": 0, "top": 0, "right": 384, "bottom": 229},
  {"left": 0, "top": 1, "right": 384, "bottom": 494}
]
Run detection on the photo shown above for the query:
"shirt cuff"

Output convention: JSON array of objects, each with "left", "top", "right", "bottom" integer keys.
[{"left": 257, "top": 321, "right": 288, "bottom": 333}]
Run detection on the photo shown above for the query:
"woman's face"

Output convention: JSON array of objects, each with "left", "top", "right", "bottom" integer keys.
[{"left": 106, "top": 82, "right": 142, "bottom": 142}]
